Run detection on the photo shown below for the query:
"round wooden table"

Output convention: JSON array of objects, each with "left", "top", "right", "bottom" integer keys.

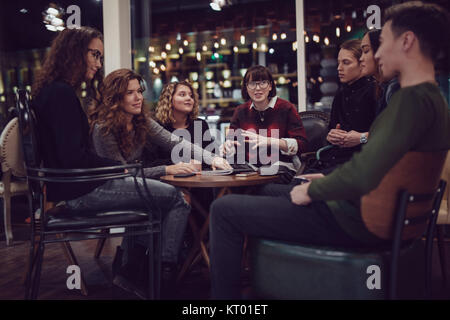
[
  {"left": 160, "top": 173, "right": 279, "bottom": 188},
  {"left": 160, "top": 173, "right": 279, "bottom": 281}
]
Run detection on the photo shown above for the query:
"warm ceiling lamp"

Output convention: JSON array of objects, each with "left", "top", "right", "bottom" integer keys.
[
  {"left": 43, "top": 5, "right": 65, "bottom": 32},
  {"left": 210, "top": 0, "right": 232, "bottom": 11}
]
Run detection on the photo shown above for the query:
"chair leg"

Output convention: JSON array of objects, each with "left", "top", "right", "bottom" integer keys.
[
  {"left": 94, "top": 231, "right": 108, "bottom": 258},
  {"left": 24, "top": 237, "right": 39, "bottom": 299},
  {"left": 3, "top": 194, "right": 13, "bottom": 246},
  {"left": 147, "top": 232, "right": 154, "bottom": 300},
  {"left": 23, "top": 236, "right": 39, "bottom": 285},
  {"left": 30, "top": 242, "right": 45, "bottom": 300},
  {"left": 436, "top": 226, "right": 448, "bottom": 287},
  {"left": 155, "top": 229, "right": 162, "bottom": 300},
  {"left": 425, "top": 224, "right": 435, "bottom": 298}
]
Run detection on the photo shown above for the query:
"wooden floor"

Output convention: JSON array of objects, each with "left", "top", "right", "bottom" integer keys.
[
  {"left": 0, "top": 233, "right": 212, "bottom": 300},
  {"left": 1, "top": 197, "right": 449, "bottom": 300},
  {"left": 0, "top": 198, "right": 211, "bottom": 300}
]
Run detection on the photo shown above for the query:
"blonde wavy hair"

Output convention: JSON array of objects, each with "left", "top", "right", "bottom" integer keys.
[
  {"left": 88, "top": 69, "right": 151, "bottom": 158},
  {"left": 154, "top": 81, "right": 199, "bottom": 126}
]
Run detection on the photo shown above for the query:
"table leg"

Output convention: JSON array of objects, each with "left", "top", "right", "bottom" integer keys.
[{"left": 177, "top": 187, "right": 231, "bottom": 282}]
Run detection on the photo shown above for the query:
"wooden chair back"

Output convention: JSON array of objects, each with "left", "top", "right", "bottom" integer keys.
[{"left": 361, "top": 151, "right": 447, "bottom": 240}]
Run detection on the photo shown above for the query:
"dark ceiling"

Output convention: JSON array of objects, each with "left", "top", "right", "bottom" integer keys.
[
  {"left": 0, "top": 0, "right": 103, "bottom": 52},
  {"left": 1, "top": 0, "right": 449, "bottom": 52}
]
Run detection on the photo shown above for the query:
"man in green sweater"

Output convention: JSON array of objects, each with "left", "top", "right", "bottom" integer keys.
[{"left": 209, "top": 1, "right": 450, "bottom": 299}]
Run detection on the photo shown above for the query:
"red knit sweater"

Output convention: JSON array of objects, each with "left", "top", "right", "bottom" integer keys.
[{"left": 227, "top": 97, "right": 307, "bottom": 165}]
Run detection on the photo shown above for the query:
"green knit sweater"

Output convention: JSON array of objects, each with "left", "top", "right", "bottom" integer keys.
[{"left": 308, "top": 82, "right": 450, "bottom": 243}]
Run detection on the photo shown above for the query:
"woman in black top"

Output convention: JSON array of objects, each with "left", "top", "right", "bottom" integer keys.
[
  {"left": 151, "top": 81, "right": 217, "bottom": 168},
  {"left": 31, "top": 27, "right": 191, "bottom": 298},
  {"left": 360, "top": 29, "right": 400, "bottom": 116},
  {"left": 324, "top": 39, "right": 377, "bottom": 169}
]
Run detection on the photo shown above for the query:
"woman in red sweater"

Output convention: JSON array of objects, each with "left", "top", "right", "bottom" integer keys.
[{"left": 221, "top": 65, "right": 307, "bottom": 174}]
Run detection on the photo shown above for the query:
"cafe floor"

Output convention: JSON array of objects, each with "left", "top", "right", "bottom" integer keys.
[{"left": 1, "top": 196, "right": 449, "bottom": 300}]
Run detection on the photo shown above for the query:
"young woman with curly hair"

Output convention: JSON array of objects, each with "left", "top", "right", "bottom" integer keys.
[
  {"left": 150, "top": 81, "right": 215, "bottom": 168},
  {"left": 89, "top": 70, "right": 229, "bottom": 178},
  {"left": 89, "top": 69, "right": 230, "bottom": 296},
  {"left": 31, "top": 29, "right": 226, "bottom": 299},
  {"left": 32, "top": 28, "right": 104, "bottom": 98}
]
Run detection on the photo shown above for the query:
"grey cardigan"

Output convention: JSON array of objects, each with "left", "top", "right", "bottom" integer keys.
[{"left": 92, "top": 118, "right": 216, "bottom": 179}]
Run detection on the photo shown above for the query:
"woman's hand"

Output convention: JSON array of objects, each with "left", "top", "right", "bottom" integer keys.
[
  {"left": 327, "top": 128, "right": 347, "bottom": 145},
  {"left": 241, "top": 130, "right": 272, "bottom": 150},
  {"left": 219, "top": 140, "right": 240, "bottom": 156},
  {"left": 341, "top": 130, "right": 363, "bottom": 148},
  {"left": 211, "top": 157, "right": 232, "bottom": 170},
  {"left": 290, "top": 182, "right": 312, "bottom": 206},
  {"left": 189, "top": 159, "right": 202, "bottom": 172},
  {"left": 166, "top": 162, "right": 199, "bottom": 175}
]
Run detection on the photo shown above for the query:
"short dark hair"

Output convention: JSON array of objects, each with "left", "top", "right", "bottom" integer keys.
[
  {"left": 340, "top": 39, "right": 362, "bottom": 61},
  {"left": 384, "top": 1, "right": 449, "bottom": 66},
  {"left": 241, "top": 65, "right": 276, "bottom": 101}
]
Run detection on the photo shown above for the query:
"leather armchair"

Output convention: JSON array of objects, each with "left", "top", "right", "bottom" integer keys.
[{"left": 298, "top": 111, "right": 330, "bottom": 174}]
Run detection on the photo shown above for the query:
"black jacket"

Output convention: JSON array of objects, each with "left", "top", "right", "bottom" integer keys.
[{"left": 327, "top": 76, "right": 377, "bottom": 161}]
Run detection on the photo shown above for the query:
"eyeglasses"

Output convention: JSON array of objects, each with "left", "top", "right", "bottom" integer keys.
[
  {"left": 87, "top": 48, "right": 103, "bottom": 63},
  {"left": 247, "top": 80, "right": 270, "bottom": 90}
]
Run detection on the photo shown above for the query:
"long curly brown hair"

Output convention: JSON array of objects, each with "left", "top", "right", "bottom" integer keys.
[
  {"left": 32, "top": 27, "right": 104, "bottom": 97},
  {"left": 88, "top": 69, "right": 151, "bottom": 159},
  {"left": 154, "top": 81, "right": 199, "bottom": 126}
]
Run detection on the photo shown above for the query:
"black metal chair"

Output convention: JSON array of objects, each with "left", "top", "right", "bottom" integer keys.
[
  {"left": 297, "top": 111, "right": 330, "bottom": 174},
  {"left": 15, "top": 89, "right": 162, "bottom": 300},
  {"left": 250, "top": 151, "right": 447, "bottom": 299}
]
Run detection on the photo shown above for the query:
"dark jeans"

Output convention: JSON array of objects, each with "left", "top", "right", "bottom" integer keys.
[{"left": 209, "top": 184, "right": 361, "bottom": 299}]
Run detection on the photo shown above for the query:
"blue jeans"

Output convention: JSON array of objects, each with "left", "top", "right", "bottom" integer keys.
[
  {"left": 209, "top": 184, "right": 367, "bottom": 299},
  {"left": 66, "top": 177, "right": 190, "bottom": 263}
]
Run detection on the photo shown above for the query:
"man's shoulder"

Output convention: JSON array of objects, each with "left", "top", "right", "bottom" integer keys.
[{"left": 393, "top": 83, "right": 446, "bottom": 109}]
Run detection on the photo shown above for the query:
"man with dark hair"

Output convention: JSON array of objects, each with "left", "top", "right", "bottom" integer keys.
[
  {"left": 381, "top": 1, "right": 449, "bottom": 69},
  {"left": 209, "top": 1, "right": 450, "bottom": 299}
]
